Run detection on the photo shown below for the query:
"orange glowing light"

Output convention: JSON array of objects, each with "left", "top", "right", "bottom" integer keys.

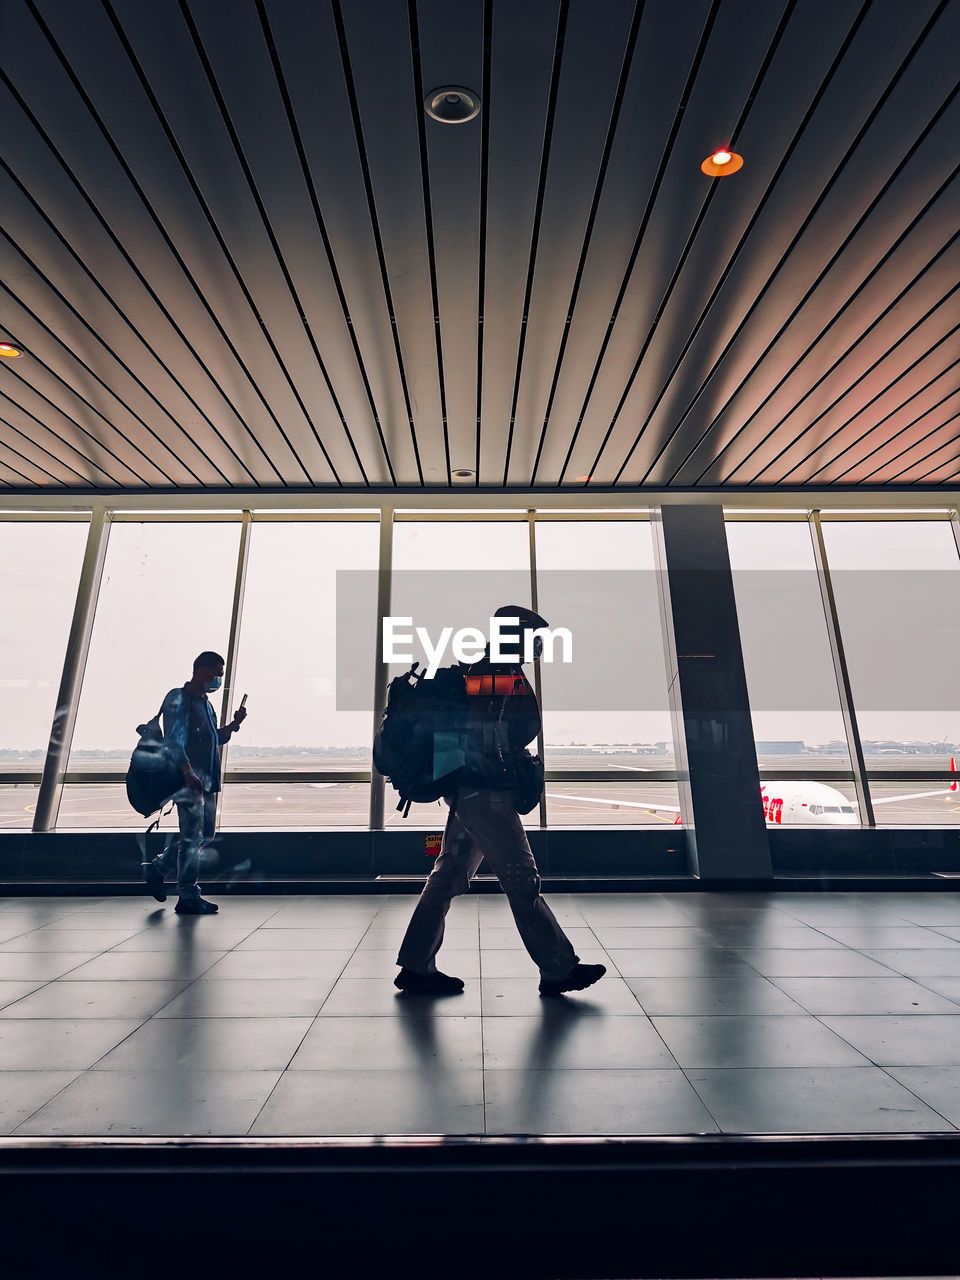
[
  {"left": 700, "top": 148, "right": 743, "bottom": 177},
  {"left": 0, "top": 342, "right": 22, "bottom": 358}
]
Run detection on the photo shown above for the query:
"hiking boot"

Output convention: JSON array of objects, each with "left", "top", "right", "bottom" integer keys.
[
  {"left": 394, "top": 968, "right": 464, "bottom": 995},
  {"left": 175, "top": 897, "right": 219, "bottom": 916},
  {"left": 539, "top": 962, "right": 606, "bottom": 997},
  {"left": 141, "top": 860, "right": 166, "bottom": 903}
]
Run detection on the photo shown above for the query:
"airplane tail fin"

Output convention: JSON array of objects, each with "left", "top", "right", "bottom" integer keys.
[{"left": 951, "top": 758, "right": 957, "bottom": 793}]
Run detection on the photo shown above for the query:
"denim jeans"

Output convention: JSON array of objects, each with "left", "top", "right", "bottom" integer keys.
[
  {"left": 397, "top": 785, "right": 578, "bottom": 982},
  {"left": 153, "top": 790, "right": 217, "bottom": 902}
]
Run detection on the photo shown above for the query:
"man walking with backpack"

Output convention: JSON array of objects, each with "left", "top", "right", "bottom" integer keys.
[
  {"left": 141, "top": 651, "right": 246, "bottom": 915},
  {"left": 394, "top": 606, "right": 605, "bottom": 998}
]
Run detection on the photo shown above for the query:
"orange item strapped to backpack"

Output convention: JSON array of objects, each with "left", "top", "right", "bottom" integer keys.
[{"left": 465, "top": 672, "right": 532, "bottom": 697}]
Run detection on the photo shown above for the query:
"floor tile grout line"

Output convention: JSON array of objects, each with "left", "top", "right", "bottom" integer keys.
[
  {"left": 870, "top": 1061, "right": 959, "bottom": 1130},
  {"left": 244, "top": 903, "right": 387, "bottom": 1135},
  {"left": 8, "top": 1068, "right": 89, "bottom": 1137}
]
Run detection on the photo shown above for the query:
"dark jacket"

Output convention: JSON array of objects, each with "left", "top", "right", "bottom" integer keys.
[{"left": 161, "top": 685, "right": 234, "bottom": 793}]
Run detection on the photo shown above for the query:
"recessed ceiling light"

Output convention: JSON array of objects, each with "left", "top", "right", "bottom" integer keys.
[
  {"left": 0, "top": 342, "right": 23, "bottom": 358},
  {"left": 424, "top": 86, "right": 480, "bottom": 124},
  {"left": 700, "top": 148, "right": 743, "bottom": 177},
  {"left": 452, "top": 467, "right": 475, "bottom": 479},
  {"left": 576, "top": 475, "right": 593, "bottom": 482}
]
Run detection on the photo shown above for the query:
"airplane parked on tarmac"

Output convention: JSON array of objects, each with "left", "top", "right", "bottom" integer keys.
[{"left": 546, "top": 761, "right": 959, "bottom": 826}]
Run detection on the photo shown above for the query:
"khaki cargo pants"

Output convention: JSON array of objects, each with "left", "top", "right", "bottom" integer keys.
[{"left": 397, "top": 785, "right": 578, "bottom": 982}]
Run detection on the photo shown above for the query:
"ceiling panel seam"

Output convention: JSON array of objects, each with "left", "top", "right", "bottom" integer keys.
[
  {"left": 0, "top": 402, "right": 119, "bottom": 486},
  {"left": 798, "top": 270, "right": 960, "bottom": 482},
  {"left": 93, "top": 0, "right": 312, "bottom": 484},
  {"left": 0, "top": 154, "right": 258, "bottom": 485},
  {"left": 501, "top": 0, "right": 568, "bottom": 486},
  {"left": 0, "top": 277, "right": 197, "bottom": 485},
  {"left": 0, "top": 389, "right": 126, "bottom": 486},
  {"left": 472, "top": 0, "right": 493, "bottom": 483},
  {"left": 20, "top": 1, "right": 293, "bottom": 486},
  {"left": 601, "top": 0, "right": 801, "bottom": 487},
  {"left": 699, "top": 174, "right": 960, "bottom": 485},
  {"left": 330, "top": 0, "right": 422, "bottom": 486},
  {"left": 627, "top": 0, "right": 870, "bottom": 485},
  {"left": 0, "top": 427, "right": 63, "bottom": 485},
  {"left": 681, "top": 0, "right": 955, "bottom": 484},
  {"left": 170, "top": 0, "right": 345, "bottom": 485},
  {"left": 405, "top": 0, "right": 459, "bottom": 486},
  {"left": 777, "top": 333, "right": 960, "bottom": 485},
  {"left": 552, "top": 0, "right": 722, "bottom": 487},
  {"left": 1, "top": 228, "right": 231, "bottom": 486},
  {"left": 855, "top": 395, "right": 960, "bottom": 482},
  {"left": 0, "top": 85, "right": 280, "bottom": 486},
  {"left": 721, "top": 148, "right": 960, "bottom": 481},
  {"left": 253, "top": 0, "right": 375, "bottom": 486},
  {"left": 527, "top": 0, "right": 645, "bottom": 487},
  {"left": 0, "top": 359, "right": 153, "bottom": 485},
  {"left": 904, "top": 424, "right": 960, "bottom": 483}
]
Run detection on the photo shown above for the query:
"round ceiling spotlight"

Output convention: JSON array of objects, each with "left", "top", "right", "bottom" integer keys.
[
  {"left": 700, "top": 148, "right": 743, "bottom": 177},
  {"left": 0, "top": 342, "right": 23, "bottom": 358},
  {"left": 452, "top": 467, "right": 476, "bottom": 479},
  {"left": 424, "top": 86, "right": 480, "bottom": 124}
]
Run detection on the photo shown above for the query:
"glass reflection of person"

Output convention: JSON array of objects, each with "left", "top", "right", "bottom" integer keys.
[
  {"left": 141, "top": 651, "right": 247, "bottom": 915},
  {"left": 395, "top": 606, "right": 606, "bottom": 997}
]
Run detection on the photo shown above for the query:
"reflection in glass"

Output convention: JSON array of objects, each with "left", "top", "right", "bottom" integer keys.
[
  {"left": 0, "top": 783, "right": 40, "bottom": 829},
  {"left": 231, "top": 522, "right": 378, "bottom": 771},
  {"left": 69, "top": 522, "right": 241, "bottom": 775},
  {"left": 0, "top": 521, "right": 88, "bottom": 769},
  {"left": 544, "top": 782, "right": 681, "bottom": 826},
  {"left": 822, "top": 521, "right": 960, "bottom": 767},
  {"left": 868, "top": 779, "right": 960, "bottom": 826},
  {"left": 726, "top": 521, "right": 850, "bottom": 770},
  {"left": 534, "top": 522, "right": 674, "bottom": 768},
  {"left": 219, "top": 782, "right": 370, "bottom": 827}
]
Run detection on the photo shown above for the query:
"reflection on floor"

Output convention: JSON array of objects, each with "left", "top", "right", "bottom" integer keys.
[{"left": 1, "top": 891, "right": 960, "bottom": 1136}]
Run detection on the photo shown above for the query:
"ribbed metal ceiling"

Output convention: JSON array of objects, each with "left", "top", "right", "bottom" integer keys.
[{"left": 0, "top": 0, "right": 959, "bottom": 491}]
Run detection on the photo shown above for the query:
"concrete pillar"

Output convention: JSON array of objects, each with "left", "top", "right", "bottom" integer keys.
[{"left": 653, "top": 504, "right": 771, "bottom": 881}]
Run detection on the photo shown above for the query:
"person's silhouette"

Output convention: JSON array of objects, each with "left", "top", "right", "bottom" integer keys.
[{"left": 395, "top": 606, "right": 605, "bottom": 998}]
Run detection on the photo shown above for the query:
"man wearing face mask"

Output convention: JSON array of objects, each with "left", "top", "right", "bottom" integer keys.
[{"left": 141, "top": 651, "right": 247, "bottom": 915}]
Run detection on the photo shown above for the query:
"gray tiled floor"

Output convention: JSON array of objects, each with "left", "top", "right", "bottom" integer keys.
[{"left": 1, "top": 890, "right": 960, "bottom": 1136}]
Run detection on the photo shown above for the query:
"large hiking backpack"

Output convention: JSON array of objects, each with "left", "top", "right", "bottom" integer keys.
[
  {"left": 125, "top": 706, "right": 182, "bottom": 820},
  {"left": 373, "top": 663, "right": 471, "bottom": 816}
]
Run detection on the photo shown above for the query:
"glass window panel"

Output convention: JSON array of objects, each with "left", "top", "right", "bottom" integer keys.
[
  {"left": 0, "top": 782, "right": 40, "bottom": 829},
  {"left": 726, "top": 521, "right": 851, "bottom": 771},
  {"left": 822, "top": 521, "right": 960, "bottom": 769},
  {"left": 544, "top": 782, "right": 681, "bottom": 826},
  {"left": 389, "top": 522, "right": 531, "bottom": 681},
  {"left": 534, "top": 522, "right": 674, "bottom": 769},
  {"left": 759, "top": 779, "right": 859, "bottom": 826},
  {"left": 383, "top": 796, "right": 540, "bottom": 829},
  {"left": 0, "top": 521, "right": 88, "bottom": 768},
  {"left": 868, "top": 779, "right": 960, "bottom": 825},
  {"left": 57, "top": 783, "right": 152, "bottom": 828},
  {"left": 219, "top": 782, "right": 369, "bottom": 827},
  {"left": 230, "top": 522, "right": 378, "bottom": 771},
  {"left": 68, "top": 522, "right": 241, "bottom": 776}
]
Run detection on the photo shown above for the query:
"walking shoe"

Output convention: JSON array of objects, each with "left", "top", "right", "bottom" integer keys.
[
  {"left": 141, "top": 860, "right": 166, "bottom": 903},
  {"left": 394, "top": 968, "right": 464, "bottom": 995},
  {"left": 175, "top": 897, "right": 219, "bottom": 915},
  {"left": 539, "top": 962, "right": 606, "bottom": 997}
]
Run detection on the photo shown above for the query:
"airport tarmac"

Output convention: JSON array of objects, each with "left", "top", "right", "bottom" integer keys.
[{"left": 1, "top": 754, "right": 957, "bottom": 829}]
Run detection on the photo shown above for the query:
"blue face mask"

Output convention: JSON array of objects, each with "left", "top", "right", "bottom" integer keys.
[{"left": 204, "top": 676, "right": 222, "bottom": 693}]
